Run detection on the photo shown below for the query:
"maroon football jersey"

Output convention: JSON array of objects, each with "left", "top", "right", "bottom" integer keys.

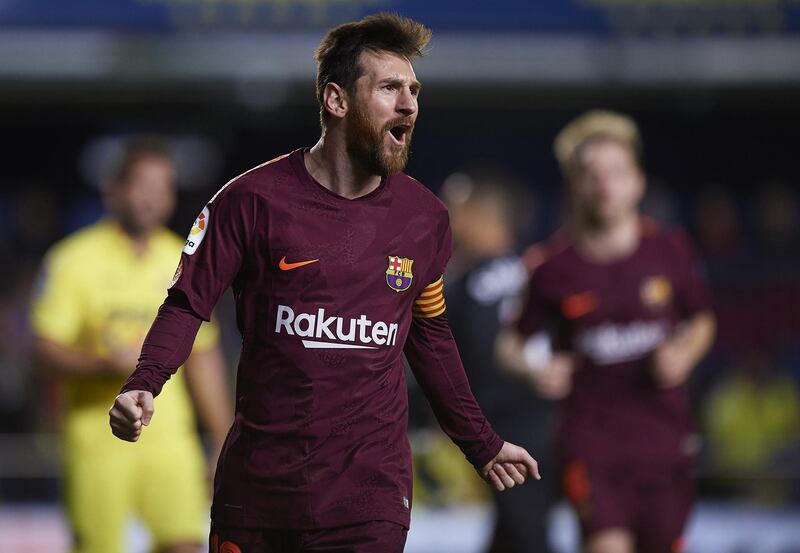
[
  {"left": 516, "top": 222, "right": 711, "bottom": 471},
  {"left": 123, "top": 149, "right": 502, "bottom": 530}
]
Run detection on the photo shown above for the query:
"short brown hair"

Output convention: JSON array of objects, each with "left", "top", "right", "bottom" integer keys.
[
  {"left": 554, "top": 110, "right": 642, "bottom": 178},
  {"left": 314, "top": 13, "right": 431, "bottom": 125},
  {"left": 109, "top": 135, "right": 172, "bottom": 186}
]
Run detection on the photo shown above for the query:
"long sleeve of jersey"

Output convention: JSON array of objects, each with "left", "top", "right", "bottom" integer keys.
[
  {"left": 404, "top": 216, "right": 503, "bottom": 470},
  {"left": 122, "top": 179, "right": 253, "bottom": 397},
  {"left": 121, "top": 292, "right": 203, "bottom": 397},
  {"left": 404, "top": 312, "right": 504, "bottom": 470}
]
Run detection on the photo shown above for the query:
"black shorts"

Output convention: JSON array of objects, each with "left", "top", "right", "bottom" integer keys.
[
  {"left": 562, "top": 460, "right": 693, "bottom": 553},
  {"left": 209, "top": 520, "right": 408, "bottom": 553}
]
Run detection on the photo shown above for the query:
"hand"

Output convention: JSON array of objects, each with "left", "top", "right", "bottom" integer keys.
[
  {"left": 532, "top": 352, "right": 576, "bottom": 400},
  {"left": 651, "top": 340, "right": 692, "bottom": 388},
  {"left": 481, "top": 441, "right": 541, "bottom": 492},
  {"left": 109, "top": 390, "right": 154, "bottom": 442}
]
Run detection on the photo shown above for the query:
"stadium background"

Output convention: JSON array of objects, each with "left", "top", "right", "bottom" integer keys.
[{"left": 1, "top": 1, "right": 799, "bottom": 551}]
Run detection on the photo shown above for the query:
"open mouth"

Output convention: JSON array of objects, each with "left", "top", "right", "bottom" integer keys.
[{"left": 388, "top": 124, "right": 411, "bottom": 145}]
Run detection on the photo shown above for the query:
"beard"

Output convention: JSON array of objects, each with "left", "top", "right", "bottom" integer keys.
[
  {"left": 116, "top": 208, "right": 157, "bottom": 238},
  {"left": 345, "top": 104, "right": 413, "bottom": 177}
]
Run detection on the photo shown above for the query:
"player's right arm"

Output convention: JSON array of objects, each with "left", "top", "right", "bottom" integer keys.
[
  {"left": 31, "top": 245, "right": 134, "bottom": 378},
  {"left": 35, "top": 336, "right": 138, "bottom": 377},
  {"left": 111, "top": 180, "right": 256, "bottom": 440},
  {"left": 109, "top": 390, "right": 154, "bottom": 442},
  {"left": 496, "top": 330, "right": 576, "bottom": 400},
  {"left": 495, "top": 255, "right": 575, "bottom": 400}
]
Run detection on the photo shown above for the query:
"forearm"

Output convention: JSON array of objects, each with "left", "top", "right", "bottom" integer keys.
[
  {"left": 673, "top": 310, "right": 716, "bottom": 369},
  {"left": 34, "top": 336, "right": 113, "bottom": 377},
  {"left": 495, "top": 329, "right": 554, "bottom": 377},
  {"left": 405, "top": 315, "right": 504, "bottom": 469},
  {"left": 121, "top": 293, "right": 202, "bottom": 397},
  {"left": 184, "top": 347, "right": 233, "bottom": 450},
  {"left": 495, "top": 329, "right": 530, "bottom": 377}
]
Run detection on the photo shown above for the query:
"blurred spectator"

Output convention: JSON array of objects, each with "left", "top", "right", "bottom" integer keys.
[
  {"left": 29, "top": 136, "right": 232, "bottom": 553},
  {"left": 755, "top": 182, "right": 799, "bottom": 264},
  {"left": 12, "top": 182, "right": 63, "bottom": 261},
  {"left": 703, "top": 352, "right": 800, "bottom": 505},
  {"left": 753, "top": 183, "right": 800, "bottom": 353},
  {"left": 0, "top": 183, "right": 64, "bottom": 501},
  {"left": 701, "top": 182, "right": 800, "bottom": 371},
  {"left": 696, "top": 181, "right": 800, "bottom": 507},
  {"left": 442, "top": 165, "right": 556, "bottom": 553},
  {"left": 693, "top": 185, "right": 749, "bottom": 286},
  {"left": 0, "top": 264, "right": 37, "bottom": 433}
]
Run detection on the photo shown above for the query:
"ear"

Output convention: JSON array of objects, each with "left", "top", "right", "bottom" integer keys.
[
  {"left": 635, "top": 169, "right": 647, "bottom": 200},
  {"left": 322, "top": 82, "right": 348, "bottom": 120},
  {"left": 102, "top": 181, "right": 118, "bottom": 211}
]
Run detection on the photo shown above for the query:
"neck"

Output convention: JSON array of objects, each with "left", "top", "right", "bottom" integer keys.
[
  {"left": 572, "top": 211, "right": 641, "bottom": 262},
  {"left": 305, "top": 133, "right": 383, "bottom": 200}
]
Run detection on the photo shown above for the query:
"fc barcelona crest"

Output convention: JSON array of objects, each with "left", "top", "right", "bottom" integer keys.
[{"left": 386, "top": 256, "right": 414, "bottom": 292}]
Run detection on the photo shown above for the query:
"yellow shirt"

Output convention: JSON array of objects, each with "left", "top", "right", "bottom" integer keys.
[{"left": 31, "top": 219, "right": 219, "bottom": 446}]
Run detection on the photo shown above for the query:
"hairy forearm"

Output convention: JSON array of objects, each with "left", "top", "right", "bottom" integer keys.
[{"left": 185, "top": 347, "right": 233, "bottom": 450}]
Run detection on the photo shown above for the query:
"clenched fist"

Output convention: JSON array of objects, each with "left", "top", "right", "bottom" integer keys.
[{"left": 109, "top": 390, "right": 154, "bottom": 442}]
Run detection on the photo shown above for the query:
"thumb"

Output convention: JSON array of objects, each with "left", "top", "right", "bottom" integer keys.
[
  {"left": 137, "top": 391, "right": 155, "bottom": 426},
  {"left": 506, "top": 444, "right": 542, "bottom": 481},
  {"left": 521, "top": 451, "right": 541, "bottom": 481}
]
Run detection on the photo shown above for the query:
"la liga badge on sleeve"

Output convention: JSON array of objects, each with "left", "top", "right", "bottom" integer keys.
[
  {"left": 386, "top": 256, "right": 414, "bottom": 292},
  {"left": 184, "top": 206, "right": 209, "bottom": 255}
]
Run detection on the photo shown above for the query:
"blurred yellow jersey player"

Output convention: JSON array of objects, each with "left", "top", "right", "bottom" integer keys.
[{"left": 31, "top": 137, "right": 232, "bottom": 553}]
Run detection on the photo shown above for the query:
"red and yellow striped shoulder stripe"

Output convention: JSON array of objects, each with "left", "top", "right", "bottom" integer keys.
[{"left": 413, "top": 275, "right": 446, "bottom": 318}]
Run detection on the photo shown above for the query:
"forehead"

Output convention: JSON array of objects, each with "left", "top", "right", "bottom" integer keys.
[
  {"left": 578, "top": 138, "right": 636, "bottom": 166},
  {"left": 121, "top": 156, "right": 175, "bottom": 189},
  {"left": 130, "top": 155, "right": 174, "bottom": 174},
  {"left": 357, "top": 50, "right": 417, "bottom": 83}
]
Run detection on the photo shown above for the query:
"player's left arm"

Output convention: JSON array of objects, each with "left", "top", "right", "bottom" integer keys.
[
  {"left": 406, "top": 290, "right": 542, "bottom": 490},
  {"left": 652, "top": 230, "right": 717, "bottom": 388},
  {"left": 184, "top": 341, "right": 233, "bottom": 475},
  {"left": 404, "top": 212, "right": 540, "bottom": 490},
  {"left": 653, "top": 310, "right": 715, "bottom": 388}
]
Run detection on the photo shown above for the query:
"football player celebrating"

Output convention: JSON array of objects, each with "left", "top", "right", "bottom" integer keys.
[{"left": 110, "top": 13, "right": 540, "bottom": 553}]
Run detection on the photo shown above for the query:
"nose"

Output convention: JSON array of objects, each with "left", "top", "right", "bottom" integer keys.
[{"left": 397, "top": 87, "right": 417, "bottom": 117}]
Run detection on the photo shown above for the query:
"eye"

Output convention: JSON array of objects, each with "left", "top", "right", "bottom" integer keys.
[{"left": 382, "top": 83, "right": 397, "bottom": 92}]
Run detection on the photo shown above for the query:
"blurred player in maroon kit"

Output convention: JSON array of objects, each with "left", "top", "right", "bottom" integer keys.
[
  {"left": 108, "top": 13, "right": 540, "bottom": 553},
  {"left": 498, "top": 110, "right": 715, "bottom": 553}
]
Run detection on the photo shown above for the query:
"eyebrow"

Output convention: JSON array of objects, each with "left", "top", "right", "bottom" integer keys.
[{"left": 379, "top": 77, "right": 422, "bottom": 90}]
